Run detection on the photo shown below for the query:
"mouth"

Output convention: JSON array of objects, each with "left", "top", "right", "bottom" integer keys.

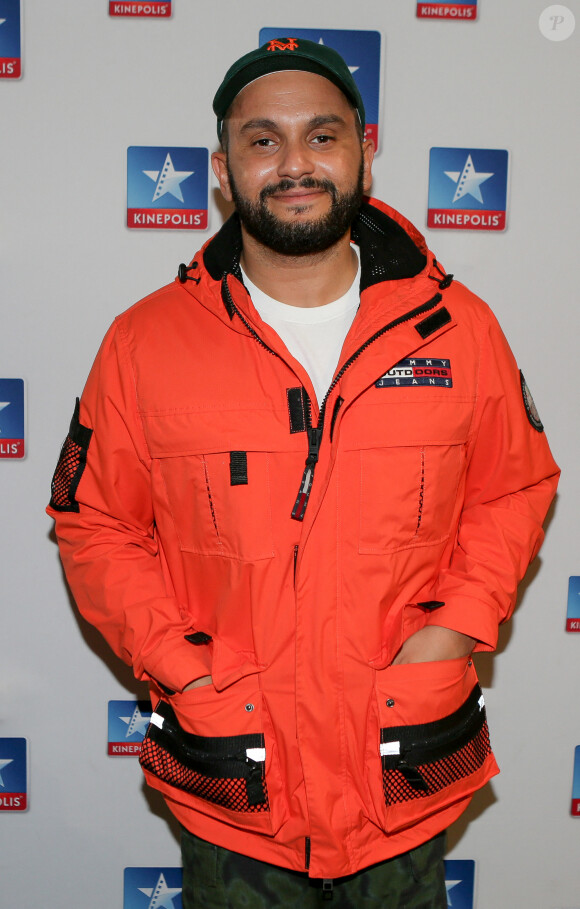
[{"left": 269, "top": 188, "right": 328, "bottom": 209}]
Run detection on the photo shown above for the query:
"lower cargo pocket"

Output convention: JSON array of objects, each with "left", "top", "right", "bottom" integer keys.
[
  {"left": 140, "top": 700, "right": 269, "bottom": 816},
  {"left": 381, "top": 683, "right": 491, "bottom": 805},
  {"left": 379, "top": 682, "right": 496, "bottom": 833}
]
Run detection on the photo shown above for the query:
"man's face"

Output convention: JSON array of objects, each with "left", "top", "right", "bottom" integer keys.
[{"left": 212, "top": 70, "right": 374, "bottom": 256}]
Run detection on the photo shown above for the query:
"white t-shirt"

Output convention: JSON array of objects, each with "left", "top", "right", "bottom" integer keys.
[{"left": 241, "top": 249, "right": 361, "bottom": 406}]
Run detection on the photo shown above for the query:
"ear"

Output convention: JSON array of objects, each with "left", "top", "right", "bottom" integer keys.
[
  {"left": 361, "top": 139, "right": 375, "bottom": 194},
  {"left": 211, "top": 151, "right": 233, "bottom": 203}
]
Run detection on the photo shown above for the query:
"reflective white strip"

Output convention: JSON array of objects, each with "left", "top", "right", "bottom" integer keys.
[
  {"left": 380, "top": 741, "right": 400, "bottom": 757},
  {"left": 246, "top": 747, "right": 266, "bottom": 763},
  {"left": 150, "top": 712, "right": 165, "bottom": 730},
  {"left": 478, "top": 695, "right": 485, "bottom": 711}
]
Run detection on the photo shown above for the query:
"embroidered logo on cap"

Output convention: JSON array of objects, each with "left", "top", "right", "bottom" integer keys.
[
  {"left": 267, "top": 38, "right": 299, "bottom": 51},
  {"left": 376, "top": 358, "right": 453, "bottom": 388}
]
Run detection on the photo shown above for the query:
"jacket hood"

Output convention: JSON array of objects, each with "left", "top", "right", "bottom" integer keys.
[{"left": 198, "top": 197, "right": 429, "bottom": 292}]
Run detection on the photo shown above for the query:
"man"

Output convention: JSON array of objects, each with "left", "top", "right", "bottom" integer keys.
[{"left": 48, "top": 38, "right": 559, "bottom": 908}]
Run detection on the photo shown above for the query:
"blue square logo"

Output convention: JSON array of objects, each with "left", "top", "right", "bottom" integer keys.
[
  {"left": 444, "top": 859, "right": 475, "bottom": 909},
  {"left": 0, "top": 378, "right": 25, "bottom": 458},
  {"left": 428, "top": 147, "right": 509, "bottom": 231},
  {"left": 127, "top": 146, "right": 209, "bottom": 230},
  {"left": 0, "top": 0, "right": 21, "bottom": 79},
  {"left": 259, "top": 29, "right": 382, "bottom": 151},
  {"left": 417, "top": 1, "right": 477, "bottom": 19},
  {"left": 566, "top": 577, "right": 580, "bottom": 632},
  {"left": 573, "top": 747, "right": 580, "bottom": 817},
  {"left": 0, "top": 738, "right": 27, "bottom": 811},
  {"left": 108, "top": 700, "right": 152, "bottom": 756},
  {"left": 110, "top": 1, "right": 171, "bottom": 16},
  {"left": 124, "top": 868, "right": 182, "bottom": 909}
]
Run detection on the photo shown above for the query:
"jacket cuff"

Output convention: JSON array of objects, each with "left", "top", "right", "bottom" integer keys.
[
  {"left": 424, "top": 596, "right": 500, "bottom": 652},
  {"left": 145, "top": 637, "right": 213, "bottom": 694}
]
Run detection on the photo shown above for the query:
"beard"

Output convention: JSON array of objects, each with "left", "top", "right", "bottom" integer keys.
[{"left": 227, "top": 159, "right": 364, "bottom": 257}]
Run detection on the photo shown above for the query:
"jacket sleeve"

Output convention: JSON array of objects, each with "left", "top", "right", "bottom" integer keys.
[
  {"left": 426, "top": 305, "right": 560, "bottom": 651},
  {"left": 47, "top": 321, "right": 212, "bottom": 693}
]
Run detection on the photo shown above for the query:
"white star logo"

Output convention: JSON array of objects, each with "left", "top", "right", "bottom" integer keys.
[
  {"left": 0, "top": 758, "right": 14, "bottom": 787},
  {"left": 317, "top": 37, "right": 359, "bottom": 75},
  {"left": 0, "top": 19, "right": 6, "bottom": 26},
  {"left": 143, "top": 153, "right": 194, "bottom": 204},
  {"left": 444, "top": 154, "right": 493, "bottom": 204},
  {"left": 119, "top": 704, "right": 150, "bottom": 739},
  {"left": 138, "top": 872, "right": 182, "bottom": 909},
  {"left": 445, "top": 878, "right": 462, "bottom": 906}
]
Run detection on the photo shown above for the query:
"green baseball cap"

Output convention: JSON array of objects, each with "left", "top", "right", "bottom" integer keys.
[{"left": 213, "top": 37, "right": 366, "bottom": 140}]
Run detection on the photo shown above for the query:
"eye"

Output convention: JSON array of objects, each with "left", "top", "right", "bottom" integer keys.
[
  {"left": 253, "top": 137, "right": 276, "bottom": 147},
  {"left": 311, "top": 134, "right": 334, "bottom": 145}
]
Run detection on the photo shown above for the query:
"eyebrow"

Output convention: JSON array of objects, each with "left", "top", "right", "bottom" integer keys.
[{"left": 238, "top": 114, "right": 348, "bottom": 135}]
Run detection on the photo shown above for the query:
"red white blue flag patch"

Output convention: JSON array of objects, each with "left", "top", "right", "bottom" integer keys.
[{"left": 376, "top": 358, "right": 452, "bottom": 388}]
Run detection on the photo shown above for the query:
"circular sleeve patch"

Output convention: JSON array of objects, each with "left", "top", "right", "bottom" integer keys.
[{"left": 520, "top": 371, "right": 544, "bottom": 432}]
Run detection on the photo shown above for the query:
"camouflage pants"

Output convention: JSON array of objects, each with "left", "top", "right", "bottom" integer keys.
[{"left": 181, "top": 828, "right": 447, "bottom": 909}]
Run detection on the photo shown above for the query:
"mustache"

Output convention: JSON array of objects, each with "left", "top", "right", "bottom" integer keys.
[{"left": 259, "top": 177, "right": 337, "bottom": 201}]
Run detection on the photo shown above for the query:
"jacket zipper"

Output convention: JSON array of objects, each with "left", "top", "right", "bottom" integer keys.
[
  {"left": 222, "top": 275, "right": 443, "bottom": 522},
  {"left": 291, "top": 292, "right": 443, "bottom": 521}
]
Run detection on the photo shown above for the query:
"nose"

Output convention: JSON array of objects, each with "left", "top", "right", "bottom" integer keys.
[{"left": 277, "top": 138, "right": 315, "bottom": 181}]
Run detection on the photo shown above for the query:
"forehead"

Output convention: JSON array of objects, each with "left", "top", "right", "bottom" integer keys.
[{"left": 228, "top": 70, "right": 354, "bottom": 127}]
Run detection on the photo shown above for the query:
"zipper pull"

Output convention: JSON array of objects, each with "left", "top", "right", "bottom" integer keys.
[
  {"left": 291, "top": 426, "right": 323, "bottom": 521},
  {"left": 396, "top": 758, "right": 429, "bottom": 792},
  {"left": 244, "top": 756, "right": 266, "bottom": 807}
]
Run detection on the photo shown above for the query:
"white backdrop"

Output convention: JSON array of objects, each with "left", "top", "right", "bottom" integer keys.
[{"left": 1, "top": 2, "right": 579, "bottom": 907}]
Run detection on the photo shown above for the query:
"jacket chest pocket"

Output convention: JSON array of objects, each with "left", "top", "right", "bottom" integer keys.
[
  {"left": 158, "top": 451, "right": 275, "bottom": 561},
  {"left": 359, "top": 442, "right": 466, "bottom": 554}
]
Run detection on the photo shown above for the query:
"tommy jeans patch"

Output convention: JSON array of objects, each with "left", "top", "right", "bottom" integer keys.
[{"left": 376, "top": 358, "right": 453, "bottom": 388}]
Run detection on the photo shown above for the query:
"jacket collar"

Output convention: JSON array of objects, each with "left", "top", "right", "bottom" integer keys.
[{"left": 201, "top": 198, "right": 428, "bottom": 291}]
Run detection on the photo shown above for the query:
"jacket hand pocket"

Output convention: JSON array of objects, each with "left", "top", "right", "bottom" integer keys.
[{"left": 369, "top": 658, "right": 498, "bottom": 834}]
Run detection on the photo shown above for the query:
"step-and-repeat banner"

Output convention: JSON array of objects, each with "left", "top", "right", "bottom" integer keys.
[{"left": 1, "top": 2, "right": 578, "bottom": 907}]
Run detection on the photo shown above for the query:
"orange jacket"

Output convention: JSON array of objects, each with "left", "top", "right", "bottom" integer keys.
[{"left": 48, "top": 199, "right": 559, "bottom": 878}]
